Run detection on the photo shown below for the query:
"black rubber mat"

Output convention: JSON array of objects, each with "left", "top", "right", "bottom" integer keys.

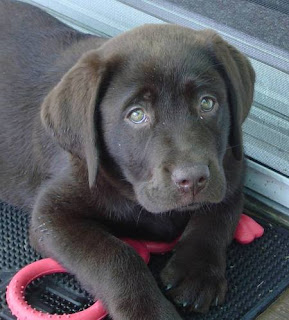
[{"left": 1, "top": 200, "right": 289, "bottom": 320}]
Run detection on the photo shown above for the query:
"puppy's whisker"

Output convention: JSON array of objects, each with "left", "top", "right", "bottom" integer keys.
[
  {"left": 193, "top": 62, "right": 224, "bottom": 83},
  {"left": 225, "top": 143, "right": 242, "bottom": 150},
  {"left": 136, "top": 207, "right": 144, "bottom": 225}
]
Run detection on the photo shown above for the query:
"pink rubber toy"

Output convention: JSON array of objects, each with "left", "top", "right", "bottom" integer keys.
[
  {"left": 7, "top": 213, "right": 263, "bottom": 320},
  {"left": 6, "top": 258, "right": 107, "bottom": 320},
  {"left": 6, "top": 238, "right": 174, "bottom": 320},
  {"left": 234, "top": 213, "right": 264, "bottom": 244}
]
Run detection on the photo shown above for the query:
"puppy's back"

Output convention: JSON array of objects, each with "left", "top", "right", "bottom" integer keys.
[{"left": 0, "top": 0, "right": 103, "bottom": 208}]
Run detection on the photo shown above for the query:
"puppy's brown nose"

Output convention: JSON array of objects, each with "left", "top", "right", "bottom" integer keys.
[{"left": 172, "top": 165, "right": 210, "bottom": 195}]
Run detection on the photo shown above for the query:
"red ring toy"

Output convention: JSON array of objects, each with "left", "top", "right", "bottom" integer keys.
[
  {"left": 6, "top": 238, "right": 175, "bottom": 320},
  {"left": 6, "top": 213, "right": 264, "bottom": 320},
  {"left": 6, "top": 258, "right": 107, "bottom": 320}
]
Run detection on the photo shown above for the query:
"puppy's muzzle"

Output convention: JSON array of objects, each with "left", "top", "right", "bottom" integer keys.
[{"left": 171, "top": 164, "right": 210, "bottom": 196}]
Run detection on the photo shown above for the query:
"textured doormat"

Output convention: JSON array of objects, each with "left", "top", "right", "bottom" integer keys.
[{"left": 1, "top": 200, "right": 289, "bottom": 320}]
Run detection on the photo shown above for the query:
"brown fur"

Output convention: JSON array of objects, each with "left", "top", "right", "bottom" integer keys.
[{"left": 0, "top": 0, "right": 255, "bottom": 318}]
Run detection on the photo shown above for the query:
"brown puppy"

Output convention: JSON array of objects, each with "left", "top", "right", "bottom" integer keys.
[{"left": 0, "top": 0, "right": 255, "bottom": 319}]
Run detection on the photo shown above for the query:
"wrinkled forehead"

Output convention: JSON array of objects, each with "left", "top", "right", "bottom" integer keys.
[
  {"left": 111, "top": 51, "right": 226, "bottom": 103},
  {"left": 102, "top": 26, "right": 227, "bottom": 104}
]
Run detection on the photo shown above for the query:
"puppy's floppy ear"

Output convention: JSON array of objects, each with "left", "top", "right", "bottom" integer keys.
[
  {"left": 41, "top": 50, "right": 104, "bottom": 187},
  {"left": 204, "top": 30, "right": 255, "bottom": 161}
]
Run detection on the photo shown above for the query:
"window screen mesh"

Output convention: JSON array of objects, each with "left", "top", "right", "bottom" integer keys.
[{"left": 164, "top": 0, "right": 289, "bottom": 52}]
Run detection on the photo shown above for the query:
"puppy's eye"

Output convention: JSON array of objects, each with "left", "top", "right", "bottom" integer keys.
[
  {"left": 200, "top": 97, "right": 215, "bottom": 112},
  {"left": 128, "top": 108, "right": 147, "bottom": 124}
]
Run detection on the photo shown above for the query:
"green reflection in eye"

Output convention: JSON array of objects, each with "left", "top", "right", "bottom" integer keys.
[
  {"left": 128, "top": 108, "right": 146, "bottom": 123},
  {"left": 200, "top": 97, "right": 215, "bottom": 112}
]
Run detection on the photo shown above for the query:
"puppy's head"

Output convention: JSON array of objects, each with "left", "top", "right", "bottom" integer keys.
[{"left": 41, "top": 25, "right": 255, "bottom": 213}]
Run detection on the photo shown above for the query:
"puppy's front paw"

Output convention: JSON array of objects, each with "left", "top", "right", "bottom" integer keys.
[{"left": 160, "top": 254, "right": 227, "bottom": 313}]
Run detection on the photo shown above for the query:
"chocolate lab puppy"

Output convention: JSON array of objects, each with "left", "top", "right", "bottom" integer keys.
[{"left": 0, "top": 0, "right": 255, "bottom": 319}]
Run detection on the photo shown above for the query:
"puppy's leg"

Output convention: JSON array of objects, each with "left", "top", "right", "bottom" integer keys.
[
  {"left": 161, "top": 190, "right": 242, "bottom": 313},
  {"left": 30, "top": 180, "right": 181, "bottom": 320}
]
